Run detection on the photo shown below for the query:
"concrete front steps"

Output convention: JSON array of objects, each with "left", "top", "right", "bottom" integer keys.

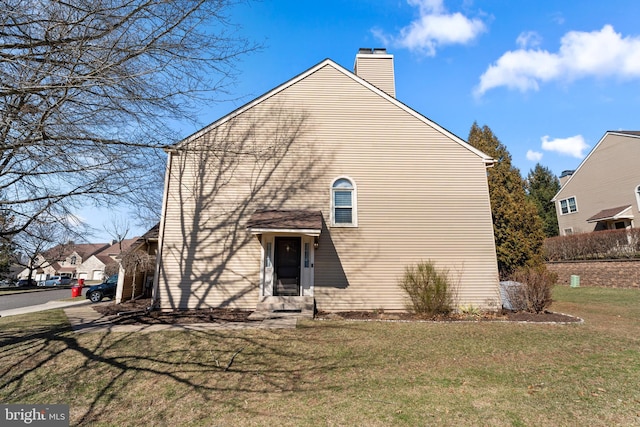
[{"left": 248, "top": 296, "right": 315, "bottom": 320}]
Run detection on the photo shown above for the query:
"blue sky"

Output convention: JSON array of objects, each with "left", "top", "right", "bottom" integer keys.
[
  {"left": 91, "top": 0, "right": 640, "bottom": 240},
  {"left": 196, "top": 0, "right": 640, "bottom": 175}
]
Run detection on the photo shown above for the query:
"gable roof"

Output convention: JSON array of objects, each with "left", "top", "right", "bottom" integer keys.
[
  {"left": 43, "top": 242, "right": 110, "bottom": 263},
  {"left": 92, "top": 238, "right": 139, "bottom": 265},
  {"left": 172, "top": 58, "right": 493, "bottom": 165},
  {"left": 552, "top": 130, "right": 640, "bottom": 201},
  {"left": 126, "top": 223, "right": 160, "bottom": 254}
]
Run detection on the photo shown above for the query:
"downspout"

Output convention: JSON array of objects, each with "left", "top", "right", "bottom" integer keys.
[{"left": 152, "top": 148, "right": 175, "bottom": 308}]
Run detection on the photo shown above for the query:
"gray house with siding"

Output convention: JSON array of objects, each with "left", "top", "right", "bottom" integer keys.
[
  {"left": 552, "top": 131, "right": 640, "bottom": 236},
  {"left": 153, "top": 49, "right": 500, "bottom": 313}
]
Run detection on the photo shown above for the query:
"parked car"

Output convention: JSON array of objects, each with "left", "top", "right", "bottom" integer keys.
[
  {"left": 42, "top": 276, "right": 72, "bottom": 286},
  {"left": 16, "top": 278, "right": 37, "bottom": 287},
  {"left": 86, "top": 275, "right": 118, "bottom": 303}
]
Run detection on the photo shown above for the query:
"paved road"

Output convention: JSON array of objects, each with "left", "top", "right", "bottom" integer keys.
[{"left": 0, "top": 287, "right": 86, "bottom": 311}]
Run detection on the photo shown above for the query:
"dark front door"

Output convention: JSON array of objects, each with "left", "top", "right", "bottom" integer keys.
[{"left": 274, "top": 237, "right": 301, "bottom": 296}]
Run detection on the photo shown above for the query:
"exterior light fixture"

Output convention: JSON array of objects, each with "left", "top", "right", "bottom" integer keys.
[{"left": 314, "top": 237, "right": 319, "bottom": 249}]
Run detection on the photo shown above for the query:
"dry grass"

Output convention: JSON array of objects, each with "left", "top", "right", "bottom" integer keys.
[{"left": 0, "top": 287, "right": 639, "bottom": 426}]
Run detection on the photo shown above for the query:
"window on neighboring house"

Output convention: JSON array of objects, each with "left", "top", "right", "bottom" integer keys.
[
  {"left": 559, "top": 196, "right": 578, "bottom": 215},
  {"left": 70, "top": 256, "right": 77, "bottom": 265},
  {"left": 331, "top": 177, "right": 357, "bottom": 226},
  {"left": 563, "top": 228, "right": 574, "bottom": 236},
  {"left": 636, "top": 185, "right": 640, "bottom": 210}
]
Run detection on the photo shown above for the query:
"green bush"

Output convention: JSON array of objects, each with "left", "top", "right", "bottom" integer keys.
[
  {"left": 398, "top": 261, "right": 454, "bottom": 315},
  {"left": 507, "top": 265, "right": 557, "bottom": 313}
]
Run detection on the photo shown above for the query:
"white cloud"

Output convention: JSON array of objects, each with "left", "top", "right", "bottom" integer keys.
[
  {"left": 374, "top": 0, "right": 486, "bottom": 56},
  {"left": 516, "top": 31, "right": 542, "bottom": 49},
  {"left": 526, "top": 150, "right": 543, "bottom": 161},
  {"left": 409, "top": 0, "right": 445, "bottom": 14},
  {"left": 475, "top": 25, "right": 640, "bottom": 96},
  {"left": 540, "top": 135, "right": 589, "bottom": 158}
]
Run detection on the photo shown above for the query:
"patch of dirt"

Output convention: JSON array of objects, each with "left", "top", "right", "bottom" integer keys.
[
  {"left": 92, "top": 298, "right": 581, "bottom": 324},
  {"left": 93, "top": 299, "right": 255, "bottom": 324},
  {"left": 316, "top": 310, "right": 581, "bottom": 323}
]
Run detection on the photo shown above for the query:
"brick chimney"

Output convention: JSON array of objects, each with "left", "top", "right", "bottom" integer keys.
[{"left": 354, "top": 48, "right": 395, "bottom": 98}]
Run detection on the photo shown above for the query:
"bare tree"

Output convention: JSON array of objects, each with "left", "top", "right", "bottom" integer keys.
[
  {"left": 103, "top": 215, "right": 130, "bottom": 249},
  {"left": 0, "top": 0, "right": 256, "bottom": 237}
]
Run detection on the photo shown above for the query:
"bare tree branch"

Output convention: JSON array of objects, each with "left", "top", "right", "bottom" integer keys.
[
  {"left": 0, "top": 0, "right": 258, "bottom": 238},
  {"left": 103, "top": 215, "right": 130, "bottom": 248}
]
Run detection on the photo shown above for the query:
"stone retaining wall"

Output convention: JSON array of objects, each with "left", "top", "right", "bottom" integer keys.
[{"left": 546, "top": 259, "right": 640, "bottom": 288}]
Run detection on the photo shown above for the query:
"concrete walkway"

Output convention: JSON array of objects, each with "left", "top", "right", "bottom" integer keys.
[
  {"left": 0, "top": 298, "right": 298, "bottom": 332},
  {"left": 63, "top": 303, "right": 298, "bottom": 333},
  {"left": 0, "top": 298, "right": 92, "bottom": 318}
]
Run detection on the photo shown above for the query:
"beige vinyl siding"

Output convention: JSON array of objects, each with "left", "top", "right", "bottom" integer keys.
[
  {"left": 157, "top": 63, "right": 499, "bottom": 311},
  {"left": 354, "top": 54, "right": 395, "bottom": 97},
  {"left": 555, "top": 133, "right": 640, "bottom": 234}
]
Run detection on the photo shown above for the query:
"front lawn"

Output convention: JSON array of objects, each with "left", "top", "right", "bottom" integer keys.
[{"left": 0, "top": 286, "right": 639, "bottom": 426}]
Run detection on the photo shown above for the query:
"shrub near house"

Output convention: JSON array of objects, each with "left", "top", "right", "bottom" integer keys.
[
  {"left": 506, "top": 266, "right": 557, "bottom": 314},
  {"left": 398, "top": 261, "right": 455, "bottom": 316}
]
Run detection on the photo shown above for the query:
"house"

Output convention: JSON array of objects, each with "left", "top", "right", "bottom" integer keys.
[
  {"left": 116, "top": 224, "right": 159, "bottom": 303},
  {"left": 552, "top": 131, "right": 640, "bottom": 236},
  {"left": 76, "top": 238, "right": 138, "bottom": 281},
  {"left": 153, "top": 48, "right": 500, "bottom": 313},
  {"left": 19, "top": 240, "right": 139, "bottom": 282},
  {"left": 18, "top": 243, "right": 109, "bottom": 282}
]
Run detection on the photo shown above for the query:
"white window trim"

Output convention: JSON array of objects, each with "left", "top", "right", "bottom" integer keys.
[
  {"left": 330, "top": 176, "right": 358, "bottom": 227},
  {"left": 636, "top": 184, "right": 640, "bottom": 211},
  {"left": 563, "top": 227, "right": 574, "bottom": 236},
  {"left": 559, "top": 196, "right": 578, "bottom": 215}
]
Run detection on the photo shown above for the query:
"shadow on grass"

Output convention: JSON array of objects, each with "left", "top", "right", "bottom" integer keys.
[{"left": 0, "top": 311, "right": 360, "bottom": 425}]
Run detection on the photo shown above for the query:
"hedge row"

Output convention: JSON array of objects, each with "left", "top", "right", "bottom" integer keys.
[{"left": 544, "top": 229, "right": 640, "bottom": 261}]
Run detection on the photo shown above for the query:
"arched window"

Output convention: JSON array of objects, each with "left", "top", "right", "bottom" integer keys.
[
  {"left": 331, "top": 177, "right": 357, "bottom": 226},
  {"left": 70, "top": 256, "right": 77, "bottom": 265}
]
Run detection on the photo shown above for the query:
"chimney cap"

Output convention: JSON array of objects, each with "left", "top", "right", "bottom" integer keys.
[{"left": 357, "top": 47, "right": 391, "bottom": 56}]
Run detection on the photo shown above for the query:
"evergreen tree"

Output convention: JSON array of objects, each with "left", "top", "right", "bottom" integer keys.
[
  {"left": 468, "top": 122, "right": 545, "bottom": 277},
  {"left": 526, "top": 164, "right": 561, "bottom": 238}
]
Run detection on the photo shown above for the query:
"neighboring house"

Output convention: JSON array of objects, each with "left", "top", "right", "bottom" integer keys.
[
  {"left": 76, "top": 238, "right": 138, "bottom": 281},
  {"left": 154, "top": 48, "right": 500, "bottom": 312},
  {"left": 116, "top": 224, "right": 159, "bottom": 303},
  {"left": 552, "top": 131, "right": 640, "bottom": 236},
  {"left": 18, "top": 243, "right": 109, "bottom": 281}
]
